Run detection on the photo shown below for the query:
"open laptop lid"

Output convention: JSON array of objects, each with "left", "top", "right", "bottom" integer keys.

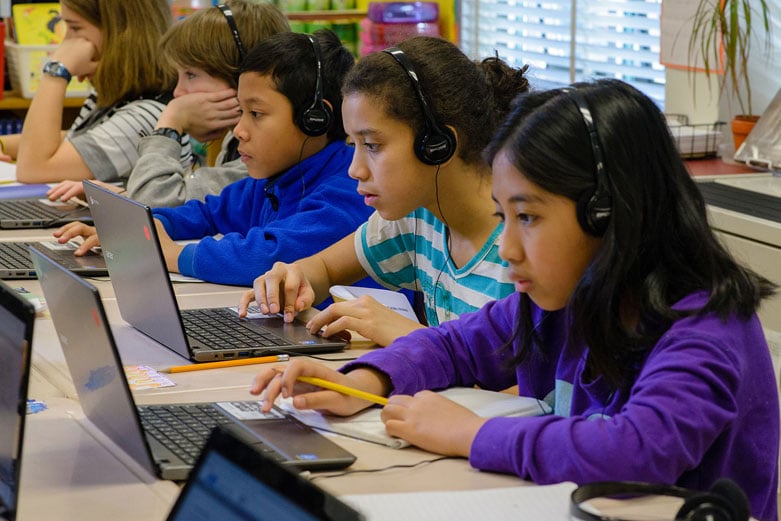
[
  {"left": 83, "top": 180, "right": 192, "bottom": 360},
  {"left": 0, "top": 280, "right": 35, "bottom": 521},
  {"left": 29, "top": 245, "right": 158, "bottom": 478},
  {"left": 83, "top": 180, "right": 348, "bottom": 362},
  {"left": 166, "top": 425, "right": 364, "bottom": 521}
]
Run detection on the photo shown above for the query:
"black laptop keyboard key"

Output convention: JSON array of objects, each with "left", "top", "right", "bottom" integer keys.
[
  {"left": 138, "top": 403, "right": 285, "bottom": 466},
  {"left": 180, "top": 307, "right": 290, "bottom": 350},
  {"left": 0, "top": 200, "right": 61, "bottom": 220}
]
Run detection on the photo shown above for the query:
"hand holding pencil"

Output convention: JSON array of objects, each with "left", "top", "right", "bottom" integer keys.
[{"left": 249, "top": 358, "right": 389, "bottom": 416}]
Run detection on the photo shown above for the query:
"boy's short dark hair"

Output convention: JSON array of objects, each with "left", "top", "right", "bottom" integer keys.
[{"left": 239, "top": 29, "right": 354, "bottom": 142}]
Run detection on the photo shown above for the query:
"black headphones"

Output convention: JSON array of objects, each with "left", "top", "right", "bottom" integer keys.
[
  {"left": 383, "top": 47, "right": 456, "bottom": 166},
  {"left": 570, "top": 479, "right": 750, "bottom": 521},
  {"left": 297, "top": 34, "right": 332, "bottom": 137},
  {"left": 217, "top": 4, "right": 246, "bottom": 63},
  {"left": 561, "top": 87, "right": 612, "bottom": 237}
]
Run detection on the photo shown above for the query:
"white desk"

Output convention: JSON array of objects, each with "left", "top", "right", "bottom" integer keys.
[{"left": 18, "top": 276, "right": 767, "bottom": 521}]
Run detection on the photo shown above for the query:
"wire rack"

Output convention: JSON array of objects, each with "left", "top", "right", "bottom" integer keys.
[{"left": 666, "top": 114, "right": 726, "bottom": 159}]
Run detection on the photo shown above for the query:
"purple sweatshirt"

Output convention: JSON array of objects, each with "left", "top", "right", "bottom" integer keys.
[{"left": 343, "top": 292, "right": 779, "bottom": 521}]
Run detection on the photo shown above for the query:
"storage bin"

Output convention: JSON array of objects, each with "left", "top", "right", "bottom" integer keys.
[{"left": 5, "top": 41, "right": 91, "bottom": 98}]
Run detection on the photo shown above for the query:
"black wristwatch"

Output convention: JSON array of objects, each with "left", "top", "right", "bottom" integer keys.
[
  {"left": 42, "top": 60, "right": 72, "bottom": 83},
  {"left": 151, "top": 127, "right": 182, "bottom": 143}
]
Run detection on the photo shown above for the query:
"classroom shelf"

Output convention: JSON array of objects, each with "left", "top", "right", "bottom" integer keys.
[
  {"left": 286, "top": 9, "right": 366, "bottom": 22},
  {"left": 0, "top": 93, "right": 86, "bottom": 109}
]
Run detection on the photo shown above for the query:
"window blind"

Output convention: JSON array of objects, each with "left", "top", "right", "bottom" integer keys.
[{"left": 460, "top": 0, "right": 665, "bottom": 106}]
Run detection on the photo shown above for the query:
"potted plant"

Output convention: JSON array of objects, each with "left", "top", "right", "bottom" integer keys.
[{"left": 688, "top": 0, "right": 771, "bottom": 149}]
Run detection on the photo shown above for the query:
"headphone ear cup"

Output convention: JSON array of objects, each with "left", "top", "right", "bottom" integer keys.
[
  {"left": 414, "top": 126, "right": 456, "bottom": 166},
  {"left": 675, "top": 479, "right": 750, "bottom": 521},
  {"left": 298, "top": 103, "right": 332, "bottom": 137},
  {"left": 576, "top": 190, "right": 597, "bottom": 236},
  {"left": 575, "top": 189, "right": 610, "bottom": 237}
]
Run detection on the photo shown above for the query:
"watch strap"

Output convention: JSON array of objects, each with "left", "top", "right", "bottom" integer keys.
[{"left": 151, "top": 127, "right": 182, "bottom": 143}]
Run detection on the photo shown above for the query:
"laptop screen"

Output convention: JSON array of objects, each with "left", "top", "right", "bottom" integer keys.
[
  {"left": 169, "top": 450, "right": 322, "bottom": 521},
  {"left": 167, "top": 426, "right": 363, "bottom": 521},
  {"left": 0, "top": 282, "right": 35, "bottom": 521}
]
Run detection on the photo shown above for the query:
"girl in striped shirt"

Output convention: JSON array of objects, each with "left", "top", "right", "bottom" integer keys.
[{"left": 240, "top": 37, "right": 530, "bottom": 346}]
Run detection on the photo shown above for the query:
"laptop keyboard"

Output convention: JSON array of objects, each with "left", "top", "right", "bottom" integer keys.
[
  {"left": 0, "top": 242, "right": 33, "bottom": 269},
  {"left": 181, "top": 307, "right": 291, "bottom": 350},
  {"left": 0, "top": 200, "right": 60, "bottom": 220},
  {"left": 137, "top": 403, "right": 285, "bottom": 466}
]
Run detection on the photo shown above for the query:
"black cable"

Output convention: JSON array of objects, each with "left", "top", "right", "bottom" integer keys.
[
  {"left": 309, "top": 455, "right": 456, "bottom": 481},
  {"left": 431, "top": 164, "right": 454, "bottom": 325},
  {"left": 271, "top": 348, "right": 359, "bottom": 363}
]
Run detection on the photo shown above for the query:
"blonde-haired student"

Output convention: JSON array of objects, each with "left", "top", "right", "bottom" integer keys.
[
  {"left": 47, "top": 0, "right": 291, "bottom": 206},
  {"left": 239, "top": 36, "right": 530, "bottom": 346},
  {"left": 4, "top": 0, "right": 190, "bottom": 185},
  {"left": 252, "top": 80, "right": 778, "bottom": 521}
]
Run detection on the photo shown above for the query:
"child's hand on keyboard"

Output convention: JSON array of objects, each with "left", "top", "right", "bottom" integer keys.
[{"left": 53, "top": 222, "right": 100, "bottom": 256}]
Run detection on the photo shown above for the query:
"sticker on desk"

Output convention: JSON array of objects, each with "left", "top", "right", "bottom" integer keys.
[
  {"left": 26, "top": 399, "right": 47, "bottom": 415},
  {"left": 14, "top": 287, "right": 46, "bottom": 313},
  {"left": 124, "top": 365, "right": 176, "bottom": 391},
  {"left": 216, "top": 401, "right": 284, "bottom": 420}
]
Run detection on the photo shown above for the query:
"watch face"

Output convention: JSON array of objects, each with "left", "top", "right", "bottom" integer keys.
[{"left": 43, "top": 61, "right": 71, "bottom": 81}]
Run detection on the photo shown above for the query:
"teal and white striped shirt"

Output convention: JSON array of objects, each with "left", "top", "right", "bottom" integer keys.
[{"left": 355, "top": 209, "right": 514, "bottom": 326}]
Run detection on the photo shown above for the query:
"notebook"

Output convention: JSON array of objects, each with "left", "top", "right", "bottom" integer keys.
[
  {"left": 30, "top": 245, "right": 357, "bottom": 482},
  {"left": 0, "top": 197, "right": 92, "bottom": 229},
  {"left": 0, "top": 280, "right": 36, "bottom": 521},
  {"left": 0, "top": 239, "right": 107, "bottom": 279},
  {"left": 82, "top": 180, "right": 347, "bottom": 362},
  {"left": 166, "top": 425, "right": 364, "bottom": 521}
]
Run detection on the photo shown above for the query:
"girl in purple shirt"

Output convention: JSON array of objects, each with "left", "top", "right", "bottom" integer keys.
[{"left": 251, "top": 79, "right": 779, "bottom": 520}]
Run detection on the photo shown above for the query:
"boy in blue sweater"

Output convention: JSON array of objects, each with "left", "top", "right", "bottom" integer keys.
[{"left": 55, "top": 30, "right": 371, "bottom": 287}]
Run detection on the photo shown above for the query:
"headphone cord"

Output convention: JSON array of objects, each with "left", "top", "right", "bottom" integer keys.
[
  {"left": 298, "top": 137, "right": 309, "bottom": 204},
  {"left": 432, "top": 165, "right": 455, "bottom": 325}
]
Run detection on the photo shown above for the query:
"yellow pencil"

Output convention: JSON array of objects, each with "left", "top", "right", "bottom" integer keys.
[
  {"left": 296, "top": 375, "right": 388, "bottom": 406},
  {"left": 162, "top": 354, "right": 290, "bottom": 373}
]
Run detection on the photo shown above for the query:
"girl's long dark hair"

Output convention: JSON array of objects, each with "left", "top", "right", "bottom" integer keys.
[{"left": 485, "top": 79, "right": 776, "bottom": 389}]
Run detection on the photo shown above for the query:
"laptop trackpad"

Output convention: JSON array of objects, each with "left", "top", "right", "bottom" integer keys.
[{"left": 225, "top": 419, "right": 355, "bottom": 467}]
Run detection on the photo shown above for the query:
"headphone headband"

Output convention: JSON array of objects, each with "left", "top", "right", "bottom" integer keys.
[
  {"left": 561, "top": 87, "right": 612, "bottom": 236},
  {"left": 297, "top": 34, "right": 332, "bottom": 137},
  {"left": 383, "top": 47, "right": 455, "bottom": 165},
  {"left": 217, "top": 4, "right": 246, "bottom": 62}
]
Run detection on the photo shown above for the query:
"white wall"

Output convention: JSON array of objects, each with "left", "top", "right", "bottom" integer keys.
[{"left": 665, "top": 0, "right": 781, "bottom": 128}]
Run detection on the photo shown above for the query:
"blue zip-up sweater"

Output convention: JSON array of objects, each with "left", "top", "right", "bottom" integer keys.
[{"left": 152, "top": 141, "right": 369, "bottom": 286}]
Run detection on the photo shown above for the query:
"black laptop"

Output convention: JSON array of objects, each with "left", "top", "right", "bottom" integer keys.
[
  {"left": 166, "top": 425, "right": 364, "bottom": 521},
  {"left": 0, "top": 239, "right": 106, "bottom": 279},
  {"left": 0, "top": 197, "right": 92, "bottom": 229},
  {"left": 31, "top": 245, "right": 357, "bottom": 482},
  {"left": 0, "top": 280, "right": 36, "bottom": 521},
  {"left": 82, "top": 180, "right": 347, "bottom": 362}
]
